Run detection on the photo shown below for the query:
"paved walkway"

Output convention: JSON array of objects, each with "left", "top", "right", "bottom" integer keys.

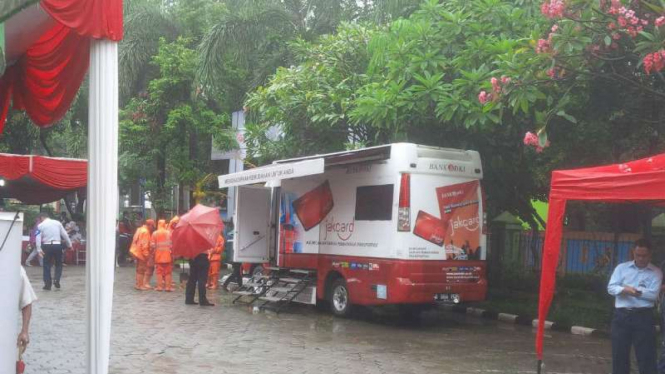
[{"left": 21, "top": 265, "right": 618, "bottom": 374}]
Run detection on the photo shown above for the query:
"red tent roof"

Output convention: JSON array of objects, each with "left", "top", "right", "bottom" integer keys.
[
  {"left": 536, "top": 153, "right": 665, "bottom": 361},
  {"left": 0, "top": 153, "right": 87, "bottom": 204},
  {"left": 0, "top": 0, "right": 123, "bottom": 132}
]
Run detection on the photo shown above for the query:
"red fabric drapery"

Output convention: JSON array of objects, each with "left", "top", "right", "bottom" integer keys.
[
  {"left": 0, "top": 153, "right": 87, "bottom": 204},
  {"left": 41, "top": 0, "right": 123, "bottom": 41},
  {"left": 536, "top": 154, "right": 665, "bottom": 360},
  {"left": 0, "top": 0, "right": 123, "bottom": 132}
]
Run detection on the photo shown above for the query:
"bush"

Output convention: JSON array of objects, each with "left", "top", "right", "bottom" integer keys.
[{"left": 557, "top": 273, "right": 608, "bottom": 293}]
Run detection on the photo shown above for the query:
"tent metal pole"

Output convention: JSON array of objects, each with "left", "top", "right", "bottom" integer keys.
[{"left": 86, "top": 39, "right": 119, "bottom": 374}]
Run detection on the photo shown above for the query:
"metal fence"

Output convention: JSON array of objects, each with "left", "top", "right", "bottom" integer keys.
[{"left": 494, "top": 229, "right": 643, "bottom": 276}]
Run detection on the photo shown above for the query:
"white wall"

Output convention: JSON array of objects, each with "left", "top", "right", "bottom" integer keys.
[{"left": 0, "top": 212, "right": 23, "bottom": 374}]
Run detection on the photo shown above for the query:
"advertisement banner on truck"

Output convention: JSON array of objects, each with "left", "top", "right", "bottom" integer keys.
[
  {"left": 435, "top": 180, "right": 481, "bottom": 261},
  {"left": 276, "top": 163, "right": 483, "bottom": 263}
]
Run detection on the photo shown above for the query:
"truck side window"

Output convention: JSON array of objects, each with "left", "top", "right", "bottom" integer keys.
[{"left": 355, "top": 184, "right": 394, "bottom": 221}]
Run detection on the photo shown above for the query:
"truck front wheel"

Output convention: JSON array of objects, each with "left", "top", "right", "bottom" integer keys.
[{"left": 330, "top": 278, "right": 352, "bottom": 317}]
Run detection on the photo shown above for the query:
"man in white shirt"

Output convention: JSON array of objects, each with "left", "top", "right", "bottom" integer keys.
[
  {"left": 18, "top": 266, "right": 37, "bottom": 349},
  {"left": 36, "top": 213, "right": 72, "bottom": 290}
]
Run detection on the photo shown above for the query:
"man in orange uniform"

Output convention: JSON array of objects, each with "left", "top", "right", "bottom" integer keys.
[
  {"left": 129, "top": 219, "right": 155, "bottom": 290},
  {"left": 207, "top": 235, "right": 225, "bottom": 290},
  {"left": 168, "top": 216, "right": 179, "bottom": 231},
  {"left": 151, "top": 220, "right": 174, "bottom": 291},
  {"left": 168, "top": 216, "right": 179, "bottom": 289}
]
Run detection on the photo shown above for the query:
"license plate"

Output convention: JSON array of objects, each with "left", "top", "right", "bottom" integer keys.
[{"left": 434, "top": 293, "right": 460, "bottom": 302}]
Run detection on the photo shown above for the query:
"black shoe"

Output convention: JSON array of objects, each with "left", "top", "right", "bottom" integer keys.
[
  {"left": 54, "top": 281, "right": 60, "bottom": 289},
  {"left": 185, "top": 300, "right": 197, "bottom": 305},
  {"left": 200, "top": 300, "right": 215, "bottom": 307},
  {"left": 43, "top": 284, "right": 51, "bottom": 290}
]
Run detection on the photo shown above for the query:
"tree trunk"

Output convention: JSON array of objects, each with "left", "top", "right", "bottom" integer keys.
[
  {"left": 642, "top": 205, "right": 652, "bottom": 242},
  {"left": 188, "top": 129, "right": 198, "bottom": 209},
  {"left": 64, "top": 193, "right": 77, "bottom": 217},
  {"left": 156, "top": 151, "right": 167, "bottom": 217}
]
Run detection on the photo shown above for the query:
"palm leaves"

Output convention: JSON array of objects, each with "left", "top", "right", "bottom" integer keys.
[
  {"left": 120, "top": 0, "right": 179, "bottom": 101},
  {"left": 197, "top": 3, "right": 293, "bottom": 92},
  {"left": 196, "top": 0, "right": 369, "bottom": 95}
]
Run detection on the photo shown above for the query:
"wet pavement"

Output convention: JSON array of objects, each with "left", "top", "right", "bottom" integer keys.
[{"left": 21, "top": 265, "right": 616, "bottom": 374}]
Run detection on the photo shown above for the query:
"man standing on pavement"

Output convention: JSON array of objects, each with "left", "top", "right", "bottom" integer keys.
[
  {"left": 151, "top": 220, "right": 174, "bottom": 292},
  {"left": 18, "top": 266, "right": 37, "bottom": 350},
  {"left": 608, "top": 238, "right": 662, "bottom": 374},
  {"left": 207, "top": 234, "right": 224, "bottom": 290},
  {"left": 186, "top": 252, "right": 214, "bottom": 306},
  {"left": 25, "top": 218, "right": 43, "bottom": 267},
  {"left": 36, "top": 213, "right": 72, "bottom": 290},
  {"left": 117, "top": 211, "right": 134, "bottom": 265},
  {"left": 130, "top": 219, "right": 155, "bottom": 290}
]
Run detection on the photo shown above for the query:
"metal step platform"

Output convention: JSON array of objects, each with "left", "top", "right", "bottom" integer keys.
[{"left": 231, "top": 268, "right": 317, "bottom": 313}]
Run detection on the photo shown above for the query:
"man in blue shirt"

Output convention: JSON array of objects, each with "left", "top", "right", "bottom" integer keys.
[{"left": 608, "top": 238, "right": 662, "bottom": 374}]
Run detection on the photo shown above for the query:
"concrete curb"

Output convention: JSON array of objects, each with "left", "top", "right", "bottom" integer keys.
[{"left": 440, "top": 304, "right": 612, "bottom": 338}]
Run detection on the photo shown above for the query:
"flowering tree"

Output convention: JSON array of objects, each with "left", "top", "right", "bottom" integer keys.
[
  {"left": 246, "top": 0, "right": 665, "bottom": 231},
  {"left": 483, "top": 0, "right": 665, "bottom": 156}
]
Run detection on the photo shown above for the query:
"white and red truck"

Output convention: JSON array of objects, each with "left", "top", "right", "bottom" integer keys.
[{"left": 219, "top": 143, "right": 487, "bottom": 316}]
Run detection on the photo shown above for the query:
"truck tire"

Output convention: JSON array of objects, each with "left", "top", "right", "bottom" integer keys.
[
  {"left": 330, "top": 278, "right": 352, "bottom": 317},
  {"left": 251, "top": 265, "right": 264, "bottom": 276}
]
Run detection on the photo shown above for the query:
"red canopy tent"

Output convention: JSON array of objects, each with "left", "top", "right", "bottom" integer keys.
[
  {"left": 1, "top": 2, "right": 123, "bottom": 374},
  {"left": 0, "top": 153, "right": 86, "bottom": 204},
  {"left": 536, "top": 153, "right": 665, "bottom": 366},
  {"left": 0, "top": 0, "right": 122, "bottom": 131}
]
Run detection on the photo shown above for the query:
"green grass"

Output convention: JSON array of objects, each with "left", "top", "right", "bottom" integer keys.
[{"left": 477, "top": 287, "right": 614, "bottom": 330}]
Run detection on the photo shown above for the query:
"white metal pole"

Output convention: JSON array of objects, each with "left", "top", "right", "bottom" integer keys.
[{"left": 86, "top": 39, "right": 119, "bottom": 374}]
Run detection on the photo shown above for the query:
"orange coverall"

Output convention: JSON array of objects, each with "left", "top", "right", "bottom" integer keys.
[
  {"left": 129, "top": 220, "right": 154, "bottom": 290},
  {"left": 151, "top": 220, "right": 174, "bottom": 291},
  {"left": 167, "top": 216, "right": 179, "bottom": 289},
  {"left": 207, "top": 235, "right": 225, "bottom": 289},
  {"left": 168, "top": 216, "right": 179, "bottom": 232}
]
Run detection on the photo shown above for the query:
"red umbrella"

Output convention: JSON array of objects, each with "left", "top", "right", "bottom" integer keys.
[{"left": 172, "top": 205, "right": 224, "bottom": 259}]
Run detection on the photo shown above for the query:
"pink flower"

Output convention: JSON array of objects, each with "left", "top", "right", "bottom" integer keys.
[
  {"left": 547, "top": 68, "right": 556, "bottom": 79},
  {"left": 536, "top": 39, "right": 550, "bottom": 54},
  {"left": 501, "top": 76, "right": 512, "bottom": 85},
  {"left": 541, "top": 0, "right": 565, "bottom": 19},
  {"left": 478, "top": 91, "right": 490, "bottom": 104},
  {"left": 642, "top": 49, "right": 665, "bottom": 74},
  {"left": 491, "top": 77, "right": 501, "bottom": 93},
  {"left": 618, "top": 17, "right": 627, "bottom": 27},
  {"left": 551, "top": 24, "right": 559, "bottom": 33},
  {"left": 535, "top": 146, "right": 544, "bottom": 153},
  {"left": 523, "top": 132, "right": 539, "bottom": 146},
  {"left": 612, "top": 33, "right": 621, "bottom": 40},
  {"left": 656, "top": 16, "right": 665, "bottom": 27}
]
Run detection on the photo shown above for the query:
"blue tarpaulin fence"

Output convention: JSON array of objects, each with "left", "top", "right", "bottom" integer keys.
[{"left": 515, "top": 232, "right": 640, "bottom": 276}]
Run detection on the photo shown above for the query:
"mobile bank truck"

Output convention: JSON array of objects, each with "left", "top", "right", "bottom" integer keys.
[{"left": 218, "top": 143, "right": 487, "bottom": 316}]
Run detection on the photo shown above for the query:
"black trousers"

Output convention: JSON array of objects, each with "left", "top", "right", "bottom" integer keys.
[
  {"left": 117, "top": 234, "right": 131, "bottom": 264},
  {"left": 222, "top": 262, "right": 243, "bottom": 289},
  {"left": 612, "top": 308, "right": 657, "bottom": 374},
  {"left": 43, "top": 244, "right": 63, "bottom": 285},
  {"left": 186, "top": 254, "right": 210, "bottom": 304}
]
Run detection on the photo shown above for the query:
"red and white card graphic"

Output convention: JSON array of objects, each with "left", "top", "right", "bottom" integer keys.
[
  {"left": 413, "top": 210, "right": 446, "bottom": 247},
  {"left": 435, "top": 180, "right": 481, "bottom": 254},
  {"left": 292, "top": 180, "right": 334, "bottom": 231}
]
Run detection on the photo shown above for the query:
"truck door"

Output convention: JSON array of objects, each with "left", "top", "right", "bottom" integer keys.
[{"left": 234, "top": 186, "right": 271, "bottom": 263}]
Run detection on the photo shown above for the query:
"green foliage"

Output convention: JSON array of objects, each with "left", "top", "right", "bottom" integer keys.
[
  {"left": 120, "top": 37, "right": 232, "bottom": 214},
  {"left": 245, "top": 23, "right": 376, "bottom": 163},
  {"left": 246, "top": 0, "right": 553, "bottom": 224}
]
